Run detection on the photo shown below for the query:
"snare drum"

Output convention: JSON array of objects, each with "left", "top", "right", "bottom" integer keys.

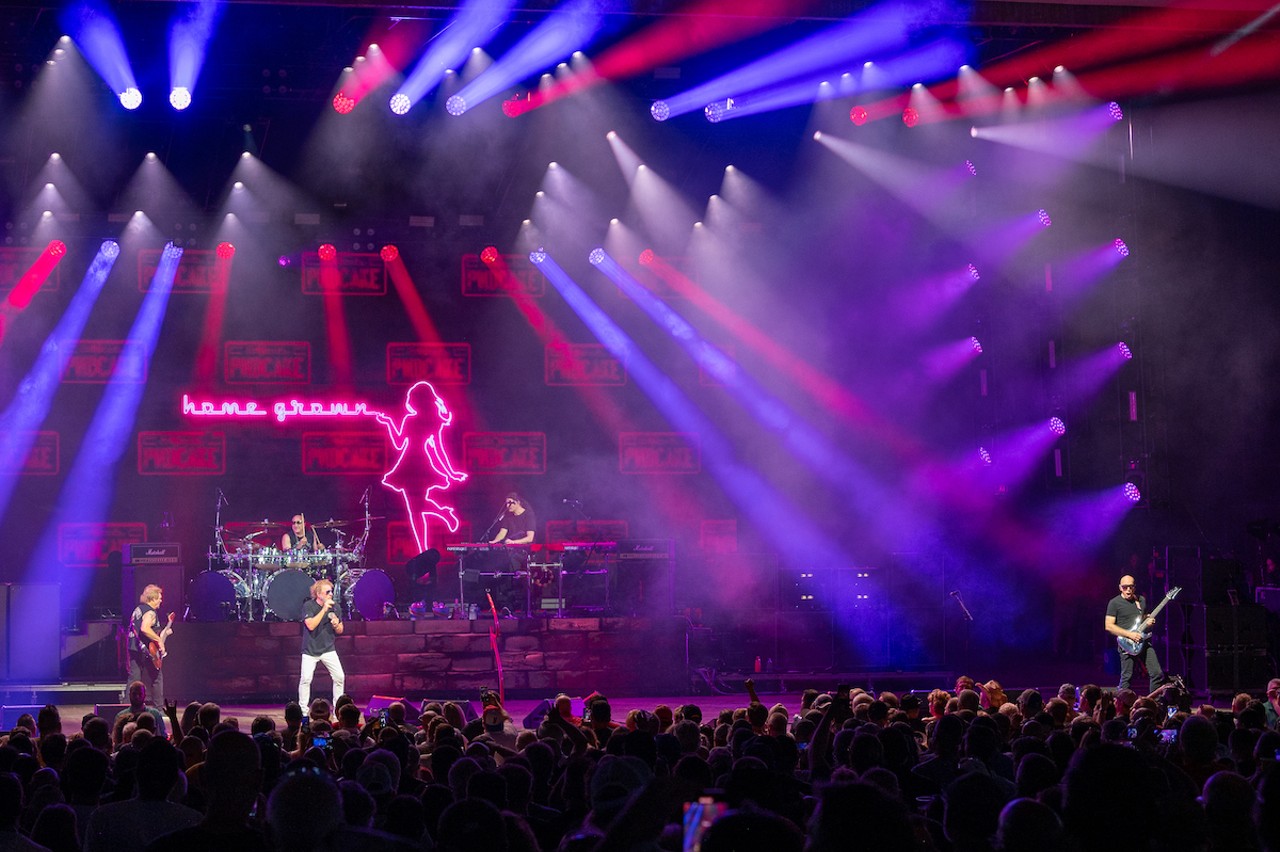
[
  {"left": 189, "top": 569, "right": 249, "bottom": 621},
  {"left": 263, "top": 568, "right": 314, "bottom": 621},
  {"left": 339, "top": 569, "right": 396, "bottom": 620}
]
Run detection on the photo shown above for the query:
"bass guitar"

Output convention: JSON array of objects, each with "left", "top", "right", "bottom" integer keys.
[
  {"left": 1116, "top": 586, "right": 1181, "bottom": 656},
  {"left": 148, "top": 612, "right": 176, "bottom": 670}
]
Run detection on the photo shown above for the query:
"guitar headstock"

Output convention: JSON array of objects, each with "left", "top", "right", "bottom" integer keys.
[{"left": 1167, "top": 586, "right": 1182, "bottom": 599}]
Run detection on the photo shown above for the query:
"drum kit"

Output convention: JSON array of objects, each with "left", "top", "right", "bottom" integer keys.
[{"left": 193, "top": 498, "right": 394, "bottom": 622}]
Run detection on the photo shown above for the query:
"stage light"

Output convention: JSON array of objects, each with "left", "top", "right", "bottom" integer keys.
[
  {"left": 101, "top": 240, "right": 120, "bottom": 259},
  {"left": 47, "top": 240, "right": 67, "bottom": 258},
  {"left": 978, "top": 447, "right": 993, "bottom": 465},
  {"left": 1123, "top": 482, "right": 1141, "bottom": 502},
  {"left": 389, "top": 93, "right": 411, "bottom": 115},
  {"left": 145, "top": 152, "right": 158, "bottom": 161},
  {"left": 1049, "top": 416, "right": 1066, "bottom": 435},
  {"left": 548, "top": 162, "right": 559, "bottom": 170},
  {"left": 446, "top": 95, "right": 467, "bottom": 116},
  {"left": 119, "top": 87, "right": 142, "bottom": 110},
  {"left": 333, "top": 92, "right": 355, "bottom": 114},
  {"left": 50, "top": 153, "right": 61, "bottom": 161},
  {"left": 965, "top": 159, "right": 977, "bottom": 176},
  {"left": 588, "top": 248, "right": 605, "bottom": 265},
  {"left": 529, "top": 247, "right": 547, "bottom": 265},
  {"left": 1118, "top": 342, "right": 1133, "bottom": 360},
  {"left": 318, "top": 243, "right": 337, "bottom": 262},
  {"left": 1108, "top": 101, "right": 1124, "bottom": 121},
  {"left": 241, "top": 151, "right": 252, "bottom": 160},
  {"left": 650, "top": 101, "right": 670, "bottom": 121},
  {"left": 902, "top": 107, "right": 919, "bottom": 127},
  {"left": 162, "top": 242, "right": 182, "bottom": 260},
  {"left": 169, "top": 86, "right": 192, "bottom": 110},
  {"left": 704, "top": 101, "right": 726, "bottom": 123},
  {"left": 967, "top": 263, "right": 981, "bottom": 281},
  {"left": 1113, "top": 238, "right": 1130, "bottom": 257},
  {"left": 502, "top": 98, "right": 521, "bottom": 117},
  {"left": 970, "top": 336, "right": 983, "bottom": 354},
  {"left": 214, "top": 242, "right": 235, "bottom": 260},
  {"left": 638, "top": 249, "right": 655, "bottom": 266},
  {"left": 850, "top": 105, "right": 868, "bottom": 125},
  {"left": 480, "top": 245, "right": 499, "bottom": 264},
  {"left": 1038, "top": 208, "right": 1052, "bottom": 227},
  {"left": 277, "top": 255, "right": 292, "bottom": 267},
  {"left": 380, "top": 244, "right": 399, "bottom": 262}
]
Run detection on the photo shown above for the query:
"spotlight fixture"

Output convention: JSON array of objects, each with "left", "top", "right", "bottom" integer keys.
[
  {"left": 1117, "top": 342, "right": 1133, "bottom": 360},
  {"left": 169, "top": 86, "right": 192, "bottom": 110},
  {"left": 318, "top": 243, "right": 337, "bottom": 262},
  {"left": 501, "top": 98, "right": 522, "bottom": 117},
  {"left": 588, "top": 248, "right": 605, "bottom": 265},
  {"left": 47, "top": 240, "right": 67, "bottom": 258},
  {"left": 1037, "top": 209, "right": 1052, "bottom": 227},
  {"left": 446, "top": 95, "right": 467, "bottom": 116},
  {"left": 119, "top": 87, "right": 142, "bottom": 110},
  {"left": 101, "top": 240, "right": 121, "bottom": 259},
  {"left": 380, "top": 244, "right": 399, "bottom": 262},
  {"left": 638, "top": 249, "right": 655, "bottom": 266},
  {"left": 704, "top": 101, "right": 726, "bottom": 123},
  {"left": 978, "top": 447, "right": 993, "bottom": 465},
  {"left": 389, "top": 93, "right": 411, "bottom": 115},
  {"left": 902, "top": 107, "right": 919, "bottom": 127},
  {"left": 332, "top": 92, "right": 356, "bottom": 114},
  {"left": 964, "top": 159, "right": 977, "bottom": 176},
  {"left": 480, "top": 246, "right": 499, "bottom": 264},
  {"left": 1108, "top": 101, "right": 1124, "bottom": 122},
  {"left": 277, "top": 255, "right": 292, "bottom": 267},
  {"left": 1113, "top": 238, "right": 1129, "bottom": 257},
  {"left": 969, "top": 336, "right": 983, "bottom": 354},
  {"left": 849, "top": 106, "right": 868, "bottom": 126},
  {"left": 967, "top": 263, "right": 981, "bottom": 281},
  {"left": 1123, "top": 482, "right": 1142, "bottom": 503},
  {"left": 650, "top": 101, "right": 670, "bottom": 121},
  {"left": 529, "top": 247, "right": 547, "bottom": 265},
  {"left": 1048, "top": 416, "right": 1066, "bottom": 435},
  {"left": 215, "top": 241, "right": 235, "bottom": 259},
  {"left": 162, "top": 242, "right": 182, "bottom": 260}
]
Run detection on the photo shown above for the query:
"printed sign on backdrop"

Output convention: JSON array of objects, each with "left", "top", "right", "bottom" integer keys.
[
  {"left": 545, "top": 519, "right": 630, "bottom": 543},
  {"left": 302, "top": 432, "right": 386, "bottom": 475},
  {"left": 0, "top": 432, "right": 59, "bottom": 475},
  {"left": 388, "top": 520, "right": 473, "bottom": 565},
  {"left": 58, "top": 522, "right": 148, "bottom": 567},
  {"left": 545, "top": 343, "right": 626, "bottom": 386},
  {"left": 463, "top": 432, "right": 546, "bottom": 474},
  {"left": 137, "top": 431, "right": 227, "bottom": 475},
  {"left": 619, "top": 432, "right": 702, "bottom": 474},
  {"left": 63, "top": 340, "right": 147, "bottom": 383},
  {"left": 224, "top": 341, "right": 311, "bottom": 384},
  {"left": 138, "top": 248, "right": 227, "bottom": 293},
  {"left": 387, "top": 343, "right": 472, "bottom": 385},
  {"left": 700, "top": 519, "right": 738, "bottom": 553},
  {"left": 460, "top": 254, "right": 545, "bottom": 297},
  {"left": 0, "top": 246, "right": 60, "bottom": 296},
  {"left": 301, "top": 252, "right": 387, "bottom": 295}
]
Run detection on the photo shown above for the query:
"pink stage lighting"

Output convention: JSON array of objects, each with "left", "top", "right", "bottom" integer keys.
[
  {"left": 215, "top": 241, "right": 235, "bottom": 259},
  {"left": 480, "top": 245, "right": 499, "bottom": 265},
  {"left": 380, "top": 244, "right": 399, "bottom": 262},
  {"left": 902, "top": 107, "right": 919, "bottom": 127},
  {"left": 978, "top": 447, "right": 993, "bottom": 465},
  {"left": 1037, "top": 209, "right": 1052, "bottom": 227},
  {"left": 850, "top": 105, "right": 868, "bottom": 126},
  {"left": 333, "top": 92, "right": 356, "bottom": 114},
  {"left": 1113, "top": 238, "right": 1130, "bottom": 257},
  {"left": 318, "top": 243, "right": 337, "bottom": 262},
  {"left": 49, "top": 240, "right": 67, "bottom": 258},
  {"left": 969, "top": 336, "right": 983, "bottom": 354},
  {"left": 1048, "top": 416, "right": 1066, "bottom": 435},
  {"left": 965, "top": 159, "right": 977, "bottom": 176},
  {"left": 638, "top": 249, "right": 655, "bottom": 266},
  {"left": 277, "top": 255, "right": 292, "bottom": 267},
  {"left": 1108, "top": 101, "right": 1124, "bottom": 121},
  {"left": 967, "top": 263, "right": 980, "bottom": 281},
  {"left": 1117, "top": 342, "right": 1133, "bottom": 360},
  {"left": 1123, "top": 482, "right": 1142, "bottom": 502}
]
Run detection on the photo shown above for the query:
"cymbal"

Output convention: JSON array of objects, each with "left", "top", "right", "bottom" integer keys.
[
  {"left": 313, "top": 519, "right": 349, "bottom": 529},
  {"left": 243, "top": 529, "right": 270, "bottom": 540},
  {"left": 244, "top": 519, "right": 290, "bottom": 527}
]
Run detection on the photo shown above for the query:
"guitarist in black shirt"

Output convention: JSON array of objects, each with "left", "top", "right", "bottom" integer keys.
[
  {"left": 1104, "top": 574, "right": 1169, "bottom": 692},
  {"left": 127, "top": 584, "right": 173, "bottom": 709}
]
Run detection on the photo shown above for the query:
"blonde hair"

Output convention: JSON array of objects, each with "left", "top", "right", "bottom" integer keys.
[
  {"left": 140, "top": 584, "right": 163, "bottom": 604},
  {"left": 310, "top": 579, "right": 333, "bottom": 599}
]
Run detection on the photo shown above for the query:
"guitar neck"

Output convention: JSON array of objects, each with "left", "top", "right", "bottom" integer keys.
[{"left": 1145, "top": 594, "right": 1175, "bottom": 621}]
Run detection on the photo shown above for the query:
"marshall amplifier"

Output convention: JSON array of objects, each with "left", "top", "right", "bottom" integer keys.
[{"left": 125, "top": 543, "right": 182, "bottom": 565}]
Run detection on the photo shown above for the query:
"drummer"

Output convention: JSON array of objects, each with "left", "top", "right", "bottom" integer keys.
[{"left": 282, "top": 514, "right": 325, "bottom": 552}]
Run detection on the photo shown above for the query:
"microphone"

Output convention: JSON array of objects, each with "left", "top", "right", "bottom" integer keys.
[
  {"left": 217, "top": 488, "right": 228, "bottom": 506},
  {"left": 949, "top": 590, "right": 960, "bottom": 597},
  {"left": 360, "top": 487, "right": 370, "bottom": 504}
]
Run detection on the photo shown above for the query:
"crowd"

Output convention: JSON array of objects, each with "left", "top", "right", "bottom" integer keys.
[{"left": 3, "top": 673, "right": 1280, "bottom": 851}]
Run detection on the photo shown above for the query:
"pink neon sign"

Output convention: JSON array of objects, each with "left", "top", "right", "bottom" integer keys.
[{"left": 180, "top": 382, "right": 465, "bottom": 553}]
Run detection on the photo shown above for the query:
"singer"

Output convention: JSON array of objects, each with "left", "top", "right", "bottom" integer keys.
[
  {"left": 299, "top": 579, "right": 345, "bottom": 707},
  {"left": 489, "top": 493, "right": 536, "bottom": 547}
]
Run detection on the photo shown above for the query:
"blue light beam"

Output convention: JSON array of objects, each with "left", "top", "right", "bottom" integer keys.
[
  {"left": 63, "top": 1, "right": 140, "bottom": 107},
  {"left": 393, "top": 0, "right": 518, "bottom": 113},
  {"left": 169, "top": 0, "right": 222, "bottom": 103}
]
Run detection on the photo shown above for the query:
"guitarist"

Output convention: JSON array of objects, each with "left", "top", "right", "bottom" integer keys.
[
  {"left": 1104, "top": 574, "right": 1168, "bottom": 692},
  {"left": 127, "top": 584, "right": 171, "bottom": 710}
]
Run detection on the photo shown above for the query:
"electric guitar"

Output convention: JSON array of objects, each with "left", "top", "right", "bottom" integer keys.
[
  {"left": 148, "top": 613, "right": 176, "bottom": 670},
  {"left": 1115, "top": 586, "right": 1180, "bottom": 656}
]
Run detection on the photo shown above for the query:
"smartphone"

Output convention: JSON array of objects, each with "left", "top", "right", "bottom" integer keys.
[
  {"left": 300, "top": 719, "right": 310, "bottom": 733},
  {"left": 1158, "top": 728, "right": 1178, "bottom": 744},
  {"left": 1127, "top": 726, "right": 1139, "bottom": 740},
  {"left": 311, "top": 734, "right": 331, "bottom": 750},
  {"left": 683, "top": 795, "right": 728, "bottom": 852},
  {"left": 1166, "top": 706, "right": 1177, "bottom": 719},
  {"left": 379, "top": 708, "right": 391, "bottom": 725}
]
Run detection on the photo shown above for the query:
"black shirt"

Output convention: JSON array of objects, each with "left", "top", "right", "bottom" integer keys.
[
  {"left": 302, "top": 599, "right": 338, "bottom": 656},
  {"left": 500, "top": 509, "right": 536, "bottom": 543},
  {"left": 1106, "top": 594, "right": 1148, "bottom": 633},
  {"left": 130, "top": 603, "right": 156, "bottom": 654}
]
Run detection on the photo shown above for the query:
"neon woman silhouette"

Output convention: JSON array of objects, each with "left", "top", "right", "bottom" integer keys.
[{"left": 374, "top": 381, "right": 467, "bottom": 553}]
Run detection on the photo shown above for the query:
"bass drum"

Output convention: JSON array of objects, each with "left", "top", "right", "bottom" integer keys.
[
  {"left": 264, "top": 568, "right": 314, "bottom": 621},
  {"left": 189, "top": 570, "right": 248, "bottom": 621},
  {"left": 341, "top": 569, "right": 396, "bottom": 620}
]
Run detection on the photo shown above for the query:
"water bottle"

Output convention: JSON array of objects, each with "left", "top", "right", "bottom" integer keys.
[
  {"left": 754, "top": 656, "right": 762, "bottom": 673},
  {"left": 468, "top": 603, "right": 478, "bottom": 620}
]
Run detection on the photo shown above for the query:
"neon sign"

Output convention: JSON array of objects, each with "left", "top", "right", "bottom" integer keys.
[{"left": 180, "top": 382, "right": 466, "bottom": 552}]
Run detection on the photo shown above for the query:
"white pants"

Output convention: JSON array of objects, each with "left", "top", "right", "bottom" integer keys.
[{"left": 299, "top": 651, "right": 345, "bottom": 707}]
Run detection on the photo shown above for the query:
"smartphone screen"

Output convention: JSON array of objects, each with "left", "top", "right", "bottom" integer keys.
[
  {"left": 1158, "top": 728, "right": 1177, "bottom": 744},
  {"left": 683, "top": 797, "right": 728, "bottom": 852}
]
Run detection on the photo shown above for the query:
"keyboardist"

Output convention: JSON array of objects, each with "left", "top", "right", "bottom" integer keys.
[{"left": 489, "top": 493, "right": 535, "bottom": 547}]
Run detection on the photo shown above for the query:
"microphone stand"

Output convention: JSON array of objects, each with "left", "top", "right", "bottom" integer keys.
[{"left": 950, "top": 591, "right": 974, "bottom": 677}]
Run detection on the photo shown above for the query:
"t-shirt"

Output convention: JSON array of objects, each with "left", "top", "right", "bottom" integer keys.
[
  {"left": 130, "top": 603, "right": 156, "bottom": 654},
  {"left": 500, "top": 509, "right": 536, "bottom": 543},
  {"left": 302, "top": 599, "right": 337, "bottom": 656},
  {"left": 1106, "top": 594, "right": 1148, "bottom": 634}
]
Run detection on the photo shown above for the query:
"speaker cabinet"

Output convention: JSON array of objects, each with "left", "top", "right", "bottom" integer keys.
[
  {"left": 7, "top": 584, "right": 60, "bottom": 681},
  {"left": 0, "top": 704, "right": 44, "bottom": 728},
  {"left": 122, "top": 565, "right": 185, "bottom": 620}
]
